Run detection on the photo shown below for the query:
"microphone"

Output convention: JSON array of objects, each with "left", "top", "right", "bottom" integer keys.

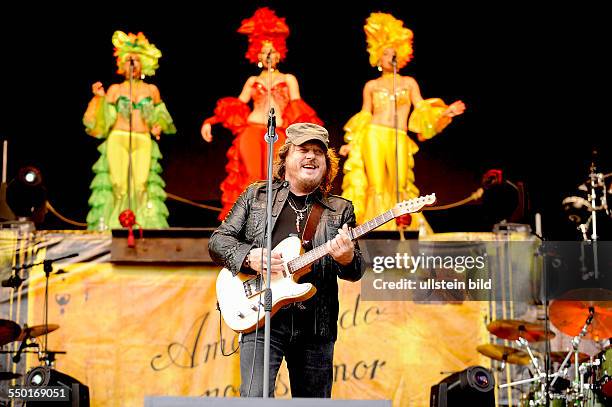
[
  {"left": 267, "top": 108, "right": 276, "bottom": 132},
  {"left": 266, "top": 108, "right": 277, "bottom": 142},
  {"left": 391, "top": 53, "right": 397, "bottom": 66},
  {"left": 266, "top": 50, "right": 272, "bottom": 63},
  {"left": 1, "top": 274, "right": 25, "bottom": 289},
  {"left": 12, "top": 339, "right": 37, "bottom": 363}
]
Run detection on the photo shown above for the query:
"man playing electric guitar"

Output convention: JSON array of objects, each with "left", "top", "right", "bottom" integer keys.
[{"left": 208, "top": 122, "right": 365, "bottom": 398}]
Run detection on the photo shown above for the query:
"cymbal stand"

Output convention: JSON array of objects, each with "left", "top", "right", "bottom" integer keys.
[
  {"left": 498, "top": 371, "right": 564, "bottom": 389},
  {"left": 550, "top": 307, "right": 594, "bottom": 388},
  {"left": 516, "top": 336, "right": 542, "bottom": 377}
]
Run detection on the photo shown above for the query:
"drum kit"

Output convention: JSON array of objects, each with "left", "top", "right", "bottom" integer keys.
[
  {"left": 562, "top": 157, "right": 612, "bottom": 241},
  {"left": 478, "top": 293, "right": 612, "bottom": 406},
  {"left": 0, "top": 319, "right": 61, "bottom": 382}
]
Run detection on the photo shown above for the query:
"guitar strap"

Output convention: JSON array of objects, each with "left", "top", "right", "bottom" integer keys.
[{"left": 301, "top": 200, "right": 323, "bottom": 251}]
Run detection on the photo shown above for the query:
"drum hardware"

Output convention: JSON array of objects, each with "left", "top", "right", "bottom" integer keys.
[
  {"left": 482, "top": 313, "right": 611, "bottom": 405},
  {"left": 594, "top": 345, "right": 612, "bottom": 401},
  {"left": 563, "top": 150, "right": 611, "bottom": 241},
  {"left": 550, "top": 308, "right": 593, "bottom": 388}
]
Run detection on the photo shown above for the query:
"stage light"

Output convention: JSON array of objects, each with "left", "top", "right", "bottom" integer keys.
[
  {"left": 25, "top": 366, "right": 90, "bottom": 406},
  {"left": 6, "top": 166, "right": 47, "bottom": 223},
  {"left": 19, "top": 166, "right": 42, "bottom": 186},
  {"left": 480, "top": 169, "right": 529, "bottom": 224},
  {"left": 430, "top": 365, "right": 495, "bottom": 407}
]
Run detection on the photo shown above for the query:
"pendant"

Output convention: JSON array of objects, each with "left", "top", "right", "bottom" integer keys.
[{"left": 296, "top": 213, "right": 304, "bottom": 233}]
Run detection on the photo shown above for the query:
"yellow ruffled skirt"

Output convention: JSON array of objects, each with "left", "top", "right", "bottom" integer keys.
[{"left": 342, "top": 123, "right": 432, "bottom": 232}]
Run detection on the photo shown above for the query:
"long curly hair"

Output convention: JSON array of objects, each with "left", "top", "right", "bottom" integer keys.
[{"left": 274, "top": 143, "right": 339, "bottom": 194}]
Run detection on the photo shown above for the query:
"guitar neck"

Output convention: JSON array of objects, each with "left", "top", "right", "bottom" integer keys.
[
  {"left": 286, "top": 209, "right": 395, "bottom": 273},
  {"left": 349, "top": 209, "right": 396, "bottom": 240}
]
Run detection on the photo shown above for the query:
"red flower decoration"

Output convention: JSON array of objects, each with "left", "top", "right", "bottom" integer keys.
[
  {"left": 482, "top": 169, "right": 504, "bottom": 190},
  {"left": 395, "top": 214, "right": 412, "bottom": 228},
  {"left": 119, "top": 209, "right": 142, "bottom": 248}
]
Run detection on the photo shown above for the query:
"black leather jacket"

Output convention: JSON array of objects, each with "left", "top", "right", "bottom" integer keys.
[{"left": 208, "top": 180, "right": 365, "bottom": 341}]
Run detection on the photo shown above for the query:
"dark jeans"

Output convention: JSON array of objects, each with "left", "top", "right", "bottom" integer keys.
[{"left": 239, "top": 307, "right": 335, "bottom": 398}]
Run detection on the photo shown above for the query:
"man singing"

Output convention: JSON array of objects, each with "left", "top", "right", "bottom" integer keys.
[{"left": 208, "top": 122, "right": 365, "bottom": 397}]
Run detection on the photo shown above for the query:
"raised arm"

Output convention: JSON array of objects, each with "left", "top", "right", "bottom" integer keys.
[
  {"left": 407, "top": 76, "right": 466, "bottom": 141},
  {"left": 83, "top": 82, "right": 119, "bottom": 138}
]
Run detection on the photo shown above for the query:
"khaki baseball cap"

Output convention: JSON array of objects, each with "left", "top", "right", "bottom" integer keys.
[{"left": 285, "top": 122, "right": 329, "bottom": 150}]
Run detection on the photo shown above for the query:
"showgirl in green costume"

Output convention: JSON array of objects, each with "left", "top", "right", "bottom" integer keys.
[{"left": 83, "top": 31, "right": 176, "bottom": 230}]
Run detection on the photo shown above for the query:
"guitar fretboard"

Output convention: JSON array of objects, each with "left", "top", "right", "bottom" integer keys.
[{"left": 286, "top": 209, "right": 395, "bottom": 274}]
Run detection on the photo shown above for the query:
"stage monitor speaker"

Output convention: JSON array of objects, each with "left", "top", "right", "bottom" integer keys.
[
  {"left": 25, "top": 366, "right": 90, "bottom": 407},
  {"left": 430, "top": 365, "right": 494, "bottom": 407},
  {"left": 145, "top": 397, "right": 391, "bottom": 407}
]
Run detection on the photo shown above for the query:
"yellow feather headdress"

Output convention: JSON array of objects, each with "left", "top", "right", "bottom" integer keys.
[{"left": 364, "top": 13, "right": 414, "bottom": 68}]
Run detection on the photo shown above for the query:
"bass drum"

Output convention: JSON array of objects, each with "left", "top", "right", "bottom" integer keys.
[{"left": 595, "top": 346, "right": 612, "bottom": 403}]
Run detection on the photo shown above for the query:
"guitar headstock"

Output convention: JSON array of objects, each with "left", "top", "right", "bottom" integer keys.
[{"left": 392, "top": 193, "right": 437, "bottom": 217}]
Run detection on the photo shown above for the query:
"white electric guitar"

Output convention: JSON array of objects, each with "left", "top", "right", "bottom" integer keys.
[{"left": 216, "top": 194, "right": 436, "bottom": 333}]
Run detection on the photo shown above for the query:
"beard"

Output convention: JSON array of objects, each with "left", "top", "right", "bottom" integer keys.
[
  {"left": 284, "top": 158, "right": 326, "bottom": 194},
  {"left": 294, "top": 175, "right": 322, "bottom": 193}
]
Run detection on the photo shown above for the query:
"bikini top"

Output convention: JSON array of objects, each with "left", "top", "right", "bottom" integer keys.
[
  {"left": 251, "top": 81, "right": 290, "bottom": 111},
  {"left": 372, "top": 87, "right": 411, "bottom": 112},
  {"left": 114, "top": 95, "right": 155, "bottom": 121}
]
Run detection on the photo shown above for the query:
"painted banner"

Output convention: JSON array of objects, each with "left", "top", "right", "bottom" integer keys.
[{"left": 24, "top": 259, "right": 489, "bottom": 406}]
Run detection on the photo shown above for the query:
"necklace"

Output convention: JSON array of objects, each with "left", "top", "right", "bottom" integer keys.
[{"left": 287, "top": 196, "right": 309, "bottom": 233}]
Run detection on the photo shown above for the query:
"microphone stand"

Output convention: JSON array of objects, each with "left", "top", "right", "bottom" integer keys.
[
  {"left": 127, "top": 59, "right": 135, "bottom": 215},
  {"left": 392, "top": 54, "right": 399, "bottom": 206},
  {"left": 262, "top": 108, "right": 278, "bottom": 398},
  {"left": 11, "top": 253, "right": 78, "bottom": 364},
  {"left": 391, "top": 54, "right": 406, "bottom": 240}
]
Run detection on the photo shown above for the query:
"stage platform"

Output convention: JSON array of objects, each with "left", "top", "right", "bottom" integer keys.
[{"left": 2, "top": 228, "right": 547, "bottom": 407}]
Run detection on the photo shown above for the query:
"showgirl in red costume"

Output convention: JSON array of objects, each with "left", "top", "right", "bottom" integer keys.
[{"left": 201, "top": 7, "right": 323, "bottom": 220}]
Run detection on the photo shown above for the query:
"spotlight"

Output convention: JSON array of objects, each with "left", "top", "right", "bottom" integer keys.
[
  {"left": 25, "top": 366, "right": 89, "bottom": 406},
  {"left": 19, "top": 166, "right": 42, "bottom": 186},
  {"left": 430, "top": 365, "right": 495, "bottom": 406},
  {"left": 480, "top": 169, "right": 529, "bottom": 224},
  {"left": 6, "top": 166, "right": 47, "bottom": 223}
]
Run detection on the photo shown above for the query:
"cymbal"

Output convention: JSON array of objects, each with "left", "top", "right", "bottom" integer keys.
[
  {"left": 487, "top": 319, "right": 556, "bottom": 342},
  {"left": 16, "top": 324, "right": 59, "bottom": 341},
  {"left": 0, "top": 320, "right": 21, "bottom": 346},
  {"left": 477, "top": 344, "right": 532, "bottom": 365},
  {"left": 0, "top": 372, "right": 21, "bottom": 381},
  {"left": 548, "top": 351, "right": 591, "bottom": 364},
  {"left": 549, "top": 289, "right": 612, "bottom": 341}
]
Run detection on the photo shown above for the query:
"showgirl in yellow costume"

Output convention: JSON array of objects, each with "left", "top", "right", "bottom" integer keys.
[
  {"left": 83, "top": 31, "right": 176, "bottom": 230},
  {"left": 340, "top": 13, "right": 465, "bottom": 231}
]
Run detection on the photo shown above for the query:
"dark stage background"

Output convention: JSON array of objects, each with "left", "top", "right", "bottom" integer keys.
[{"left": 0, "top": 2, "right": 607, "bottom": 239}]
